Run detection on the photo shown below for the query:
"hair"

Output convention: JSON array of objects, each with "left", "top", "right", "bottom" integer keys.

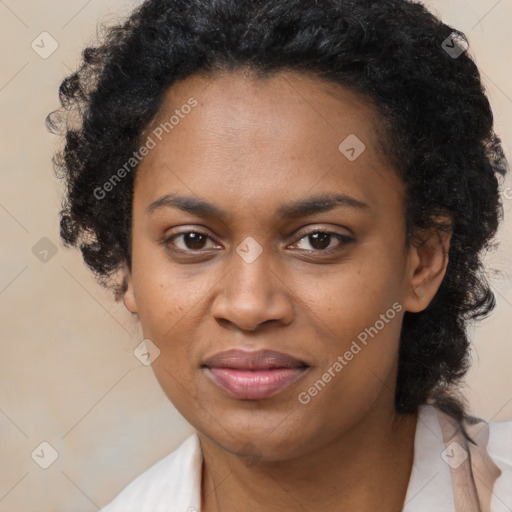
[{"left": 47, "top": 0, "right": 508, "bottom": 422}]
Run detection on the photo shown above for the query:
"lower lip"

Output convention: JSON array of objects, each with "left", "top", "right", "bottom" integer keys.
[{"left": 204, "top": 367, "right": 309, "bottom": 400}]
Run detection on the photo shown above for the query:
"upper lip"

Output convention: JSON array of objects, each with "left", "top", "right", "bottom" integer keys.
[{"left": 202, "top": 349, "right": 309, "bottom": 370}]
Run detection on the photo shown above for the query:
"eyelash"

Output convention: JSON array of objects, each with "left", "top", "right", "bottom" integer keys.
[{"left": 162, "top": 229, "right": 354, "bottom": 255}]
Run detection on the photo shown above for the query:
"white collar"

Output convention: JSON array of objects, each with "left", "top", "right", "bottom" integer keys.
[{"left": 403, "top": 404, "right": 455, "bottom": 511}]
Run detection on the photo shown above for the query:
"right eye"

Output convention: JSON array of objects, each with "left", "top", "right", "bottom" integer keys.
[{"left": 163, "top": 230, "right": 221, "bottom": 253}]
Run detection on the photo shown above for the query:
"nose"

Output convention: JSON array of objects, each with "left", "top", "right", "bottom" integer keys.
[{"left": 210, "top": 246, "right": 294, "bottom": 332}]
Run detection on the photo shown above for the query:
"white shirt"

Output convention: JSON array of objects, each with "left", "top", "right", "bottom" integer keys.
[{"left": 101, "top": 405, "right": 512, "bottom": 511}]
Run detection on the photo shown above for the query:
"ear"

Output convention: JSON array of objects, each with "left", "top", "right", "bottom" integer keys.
[
  {"left": 120, "top": 262, "right": 139, "bottom": 314},
  {"left": 403, "top": 226, "right": 452, "bottom": 313}
]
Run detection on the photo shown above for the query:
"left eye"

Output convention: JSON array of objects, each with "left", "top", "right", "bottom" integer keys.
[{"left": 292, "top": 231, "right": 351, "bottom": 252}]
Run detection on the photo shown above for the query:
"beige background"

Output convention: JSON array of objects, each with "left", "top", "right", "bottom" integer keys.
[{"left": 0, "top": 1, "right": 511, "bottom": 510}]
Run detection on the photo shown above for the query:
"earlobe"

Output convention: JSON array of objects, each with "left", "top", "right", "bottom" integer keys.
[
  {"left": 121, "top": 264, "right": 139, "bottom": 314},
  {"left": 403, "top": 228, "right": 452, "bottom": 313}
]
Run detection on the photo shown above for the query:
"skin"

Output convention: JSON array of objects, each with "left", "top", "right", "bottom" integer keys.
[{"left": 122, "top": 69, "right": 451, "bottom": 511}]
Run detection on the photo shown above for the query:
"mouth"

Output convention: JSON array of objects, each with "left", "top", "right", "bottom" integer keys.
[{"left": 201, "top": 349, "right": 310, "bottom": 400}]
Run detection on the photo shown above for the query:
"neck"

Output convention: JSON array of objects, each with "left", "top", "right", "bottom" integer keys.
[{"left": 199, "top": 406, "right": 418, "bottom": 512}]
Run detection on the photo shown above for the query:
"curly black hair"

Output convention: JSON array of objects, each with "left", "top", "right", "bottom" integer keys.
[{"left": 47, "top": 0, "right": 508, "bottom": 422}]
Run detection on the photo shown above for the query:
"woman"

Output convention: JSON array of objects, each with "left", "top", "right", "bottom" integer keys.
[{"left": 47, "top": 0, "right": 511, "bottom": 510}]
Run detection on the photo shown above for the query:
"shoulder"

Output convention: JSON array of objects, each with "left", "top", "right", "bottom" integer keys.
[
  {"left": 467, "top": 415, "right": 512, "bottom": 474},
  {"left": 487, "top": 417, "right": 512, "bottom": 469},
  {"left": 101, "top": 433, "right": 202, "bottom": 512},
  {"left": 414, "top": 405, "right": 512, "bottom": 511},
  {"left": 468, "top": 415, "right": 512, "bottom": 512},
  {"left": 487, "top": 418, "right": 512, "bottom": 482}
]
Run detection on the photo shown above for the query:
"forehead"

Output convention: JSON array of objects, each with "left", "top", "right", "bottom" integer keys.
[
  {"left": 148, "top": 69, "right": 383, "bottom": 151},
  {"left": 134, "top": 69, "right": 404, "bottom": 222}
]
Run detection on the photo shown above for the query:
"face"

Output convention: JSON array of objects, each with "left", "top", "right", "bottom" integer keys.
[{"left": 123, "top": 70, "right": 445, "bottom": 461}]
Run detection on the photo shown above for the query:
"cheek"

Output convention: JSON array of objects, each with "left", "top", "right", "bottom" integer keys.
[
  {"left": 292, "top": 262, "right": 404, "bottom": 407},
  {"left": 131, "top": 242, "right": 207, "bottom": 337},
  {"left": 296, "top": 296, "right": 403, "bottom": 430},
  {"left": 130, "top": 248, "right": 216, "bottom": 380},
  {"left": 297, "top": 256, "right": 404, "bottom": 337}
]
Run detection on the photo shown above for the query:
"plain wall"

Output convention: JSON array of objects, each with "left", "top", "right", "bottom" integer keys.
[{"left": 1, "top": 1, "right": 511, "bottom": 510}]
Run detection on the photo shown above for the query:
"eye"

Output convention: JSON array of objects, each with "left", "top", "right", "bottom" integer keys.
[
  {"left": 164, "top": 231, "right": 221, "bottom": 252},
  {"left": 291, "top": 230, "right": 353, "bottom": 253},
  {"left": 162, "top": 228, "right": 353, "bottom": 255}
]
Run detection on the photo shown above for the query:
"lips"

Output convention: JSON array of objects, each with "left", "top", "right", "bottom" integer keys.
[
  {"left": 203, "top": 349, "right": 308, "bottom": 370},
  {"left": 202, "top": 349, "right": 310, "bottom": 400}
]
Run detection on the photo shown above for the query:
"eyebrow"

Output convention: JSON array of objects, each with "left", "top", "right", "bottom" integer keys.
[{"left": 146, "top": 193, "right": 370, "bottom": 220}]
